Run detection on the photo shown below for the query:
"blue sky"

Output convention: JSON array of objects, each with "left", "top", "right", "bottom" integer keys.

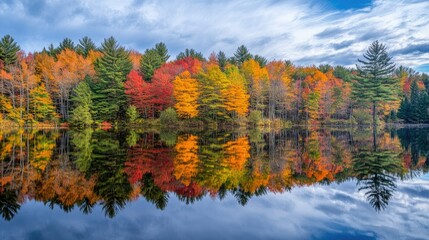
[{"left": 0, "top": 0, "right": 428, "bottom": 72}]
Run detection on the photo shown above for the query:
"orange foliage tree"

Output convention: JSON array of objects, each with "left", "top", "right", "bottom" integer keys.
[
  {"left": 174, "top": 135, "right": 200, "bottom": 186},
  {"left": 173, "top": 71, "right": 200, "bottom": 118},
  {"left": 241, "top": 59, "right": 269, "bottom": 112},
  {"left": 54, "top": 49, "right": 95, "bottom": 119}
]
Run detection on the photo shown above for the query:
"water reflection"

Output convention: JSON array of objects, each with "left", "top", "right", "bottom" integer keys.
[{"left": 0, "top": 127, "right": 428, "bottom": 220}]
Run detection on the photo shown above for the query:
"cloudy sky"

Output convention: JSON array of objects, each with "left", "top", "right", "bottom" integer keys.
[{"left": 1, "top": 0, "right": 428, "bottom": 72}]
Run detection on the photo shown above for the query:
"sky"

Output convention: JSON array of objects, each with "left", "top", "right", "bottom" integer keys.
[
  {"left": 0, "top": 0, "right": 428, "bottom": 72},
  {"left": 1, "top": 175, "right": 428, "bottom": 239}
]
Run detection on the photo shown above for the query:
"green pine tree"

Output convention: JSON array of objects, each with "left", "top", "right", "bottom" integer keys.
[
  {"left": 353, "top": 150, "right": 401, "bottom": 211},
  {"left": 89, "top": 131, "right": 131, "bottom": 218},
  {"left": 0, "top": 35, "right": 20, "bottom": 68},
  {"left": 352, "top": 40, "right": 399, "bottom": 126},
  {"left": 397, "top": 97, "right": 412, "bottom": 123},
  {"left": 44, "top": 43, "right": 59, "bottom": 57},
  {"left": 216, "top": 51, "right": 227, "bottom": 70},
  {"left": 232, "top": 45, "right": 252, "bottom": 66},
  {"left": 92, "top": 37, "right": 132, "bottom": 122},
  {"left": 417, "top": 91, "right": 429, "bottom": 123},
  {"left": 253, "top": 55, "right": 267, "bottom": 67},
  {"left": 140, "top": 48, "right": 163, "bottom": 82},
  {"left": 333, "top": 66, "right": 353, "bottom": 82},
  {"left": 70, "top": 128, "right": 93, "bottom": 172},
  {"left": 58, "top": 38, "right": 76, "bottom": 52},
  {"left": 176, "top": 48, "right": 205, "bottom": 61},
  {"left": 409, "top": 80, "right": 420, "bottom": 122},
  {"left": 70, "top": 80, "right": 93, "bottom": 127},
  {"left": 154, "top": 42, "right": 170, "bottom": 63},
  {"left": 77, "top": 36, "right": 96, "bottom": 57}
]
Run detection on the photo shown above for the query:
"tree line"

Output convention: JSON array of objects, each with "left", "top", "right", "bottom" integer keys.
[{"left": 0, "top": 35, "right": 428, "bottom": 127}]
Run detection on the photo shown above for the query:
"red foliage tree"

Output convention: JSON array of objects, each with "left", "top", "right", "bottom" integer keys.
[
  {"left": 125, "top": 58, "right": 202, "bottom": 118},
  {"left": 124, "top": 70, "right": 151, "bottom": 117}
]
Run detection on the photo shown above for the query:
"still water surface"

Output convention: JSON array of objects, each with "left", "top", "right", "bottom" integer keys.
[{"left": 0, "top": 127, "right": 428, "bottom": 239}]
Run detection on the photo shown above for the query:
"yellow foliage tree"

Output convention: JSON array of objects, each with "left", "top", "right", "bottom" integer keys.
[
  {"left": 129, "top": 50, "right": 142, "bottom": 71},
  {"left": 174, "top": 135, "right": 200, "bottom": 186},
  {"left": 198, "top": 65, "right": 230, "bottom": 120},
  {"left": 223, "top": 137, "right": 250, "bottom": 171},
  {"left": 241, "top": 59, "right": 269, "bottom": 112},
  {"left": 30, "top": 131, "right": 57, "bottom": 171},
  {"left": 266, "top": 61, "right": 294, "bottom": 119},
  {"left": 34, "top": 53, "right": 57, "bottom": 96},
  {"left": 173, "top": 71, "right": 199, "bottom": 118},
  {"left": 223, "top": 65, "right": 250, "bottom": 117}
]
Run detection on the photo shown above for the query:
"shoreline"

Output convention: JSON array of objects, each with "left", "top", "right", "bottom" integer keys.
[{"left": 2, "top": 122, "right": 429, "bottom": 131}]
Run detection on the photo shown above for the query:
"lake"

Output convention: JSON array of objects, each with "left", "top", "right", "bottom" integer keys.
[{"left": 0, "top": 127, "right": 428, "bottom": 240}]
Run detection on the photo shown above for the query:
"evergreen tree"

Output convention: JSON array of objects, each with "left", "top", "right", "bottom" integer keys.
[
  {"left": 398, "top": 81, "right": 429, "bottom": 123},
  {"left": 140, "top": 48, "right": 163, "bottom": 82},
  {"left": 317, "top": 64, "right": 333, "bottom": 73},
  {"left": 353, "top": 150, "right": 401, "bottom": 211},
  {"left": 70, "top": 105, "right": 93, "bottom": 127},
  {"left": 409, "top": 80, "right": 420, "bottom": 122},
  {"left": 397, "top": 97, "right": 412, "bottom": 123},
  {"left": 89, "top": 131, "right": 131, "bottom": 218},
  {"left": 46, "top": 43, "right": 59, "bottom": 57},
  {"left": 70, "top": 128, "right": 93, "bottom": 172},
  {"left": 417, "top": 91, "right": 429, "bottom": 123},
  {"left": 232, "top": 45, "right": 252, "bottom": 66},
  {"left": 410, "top": 80, "right": 419, "bottom": 105},
  {"left": 0, "top": 34, "right": 20, "bottom": 67},
  {"left": 399, "top": 80, "right": 429, "bottom": 123},
  {"left": 176, "top": 48, "right": 205, "bottom": 61},
  {"left": 422, "top": 73, "right": 429, "bottom": 95},
  {"left": 333, "top": 66, "right": 353, "bottom": 82},
  {"left": 140, "top": 173, "right": 169, "bottom": 210},
  {"left": 58, "top": 38, "right": 76, "bottom": 52},
  {"left": 0, "top": 189, "right": 20, "bottom": 221},
  {"left": 154, "top": 42, "right": 170, "bottom": 63},
  {"left": 253, "top": 55, "right": 267, "bottom": 67},
  {"left": 352, "top": 41, "right": 399, "bottom": 126},
  {"left": 216, "top": 51, "right": 227, "bottom": 70},
  {"left": 70, "top": 80, "right": 93, "bottom": 127},
  {"left": 92, "top": 37, "right": 132, "bottom": 122},
  {"left": 77, "top": 36, "right": 96, "bottom": 57}
]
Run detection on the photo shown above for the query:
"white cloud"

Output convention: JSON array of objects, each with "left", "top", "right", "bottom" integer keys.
[{"left": 0, "top": 0, "right": 428, "bottom": 70}]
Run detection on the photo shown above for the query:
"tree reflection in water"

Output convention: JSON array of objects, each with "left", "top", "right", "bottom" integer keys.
[
  {"left": 0, "top": 189, "right": 20, "bottom": 221},
  {"left": 0, "top": 127, "right": 428, "bottom": 220},
  {"left": 353, "top": 150, "right": 401, "bottom": 211}
]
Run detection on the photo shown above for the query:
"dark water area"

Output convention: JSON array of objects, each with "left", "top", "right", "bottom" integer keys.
[{"left": 0, "top": 127, "right": 428, "bottom": 239}]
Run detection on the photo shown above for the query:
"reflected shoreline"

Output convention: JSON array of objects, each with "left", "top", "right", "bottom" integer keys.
[{"left": 0, "top": 127, "right": 428, "bottom": 220}]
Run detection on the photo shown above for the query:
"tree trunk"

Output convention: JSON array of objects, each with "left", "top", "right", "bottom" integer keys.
[
  {"left": 372, "top": 102, "right": 377, "bottom": 127},
  {"left": 372, "top": 124, "right": 377, "bottom": 152}
]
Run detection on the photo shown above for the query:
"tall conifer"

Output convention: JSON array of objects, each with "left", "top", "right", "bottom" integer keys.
[
  {"left": 352, "top": 41, "right": 399, "bottom": 126},
  {"left": 92, "top": 37, "right": 132, "bottom": 122}
]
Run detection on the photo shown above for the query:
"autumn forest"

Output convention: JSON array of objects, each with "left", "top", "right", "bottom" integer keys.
[{"left": 1, "top": 35, "right": 428, "bottom": 128}]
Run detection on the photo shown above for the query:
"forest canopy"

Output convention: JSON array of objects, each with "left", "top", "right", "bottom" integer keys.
[{"left": 0, "top": 35, "right": 427, "bottom": 127}]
